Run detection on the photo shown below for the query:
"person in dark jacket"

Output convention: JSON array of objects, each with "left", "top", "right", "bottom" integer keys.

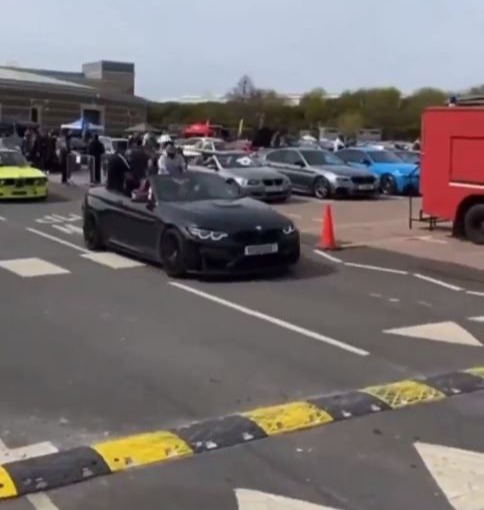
[
  {"left": 126, "top": 139, "right": 149, "bottom": 177},
  {"left": 88, "top": 134, "right": 105, "bottom": 185},
  {"left": 106, "top": 145, "right": 131, "bottom": 193}
]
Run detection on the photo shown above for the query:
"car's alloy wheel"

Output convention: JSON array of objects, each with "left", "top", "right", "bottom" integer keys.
[
  {"left": 313, "top": 177, "right": 331, "bottom": 199},
  {"left": 83, "top": 212, "right": 104, "bottom": 250},
  {"left": 380, "top": 174, "right": 397, "bottom": 196},
  {"left": 161, "top": 228, "right": 187, "bottom": 277}
]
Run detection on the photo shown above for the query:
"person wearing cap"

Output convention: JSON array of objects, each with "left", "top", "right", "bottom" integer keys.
[{"left": 158, "top": 141, "right": 187, "bottom": 176}]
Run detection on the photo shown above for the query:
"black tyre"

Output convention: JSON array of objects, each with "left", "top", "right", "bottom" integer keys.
[
  {"left": 83, "top": 211, "right": 104, "bottom": 250},
  {"left": 161, "top": 228, "right": 187, "bottom": 277},
  {"left": 312, "top": 177, "right": 331, "bottom": 199},
  {"left": 380, "top": 174, "right": 397, "bottom": 196},
  {"left": 464, "top": 204, "right": 484, "bottom": 244}
]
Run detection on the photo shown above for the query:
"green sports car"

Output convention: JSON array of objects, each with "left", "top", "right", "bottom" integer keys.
[{"left": 0, "top": 149, "right": 48, "bottom": 200}]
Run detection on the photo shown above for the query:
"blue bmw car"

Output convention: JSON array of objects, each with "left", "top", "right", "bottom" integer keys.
[{"left": 337, "top": 147, "right": 419, "bottom": 195}]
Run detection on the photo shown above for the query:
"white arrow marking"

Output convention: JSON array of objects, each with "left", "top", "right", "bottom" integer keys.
[
  {"left": 52, "top": 224, "right": 83, "bottom": 235},
  {"left": 0, "top": 440, "right": 59, "bottom": 509},
  {"left": 236, "top": 489, "right": 341, "bottom": 509},
  {"left": 469, "top": 316, "right": 484, "bottom": 323},
  {"left": 384, "top": 321, "right": 482, "bottom": 346},
  {"left": 415, "top": 442, "right": 484, "bottom": 510}
]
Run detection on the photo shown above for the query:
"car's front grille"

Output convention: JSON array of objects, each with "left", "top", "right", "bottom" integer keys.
[
  {"left": 351, "top": 176, "right": 375, "bottom": 184},
  {"left": 232, "top": 229, "right": 281, "bottom": 244},
  {"left": 263, "top": 179, "right": 283, "bottom": 186}
]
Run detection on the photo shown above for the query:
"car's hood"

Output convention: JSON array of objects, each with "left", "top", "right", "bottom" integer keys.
[
  {"left": 0, "top": 166, "right": 46, "bottom": 178},
  {"left": 310, "top": 164, "right": 374, "bottom": 177},
  {"left": 160, "top": 197, "right": 290, "bottom": 231},
  {"left": 226, "top": 166, "right": 286, "bottom": 180},
  {"left": 372, "top": 162, "right": 420, "bottom": 176}
]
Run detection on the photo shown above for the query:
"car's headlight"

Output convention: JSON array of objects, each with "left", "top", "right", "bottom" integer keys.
[
  {"left": 283, "top": 179, "right": 291, "bottom": 187},
  {"left": 234, "top": 177, "right": 249, "bottom": 187},
  {"left": 283, "top": 224, "right": 297, "bottom": 235},
  {"left": 187, "top": 227, "right": 228, "bottom": 241},
  {"left": 335, "top": 176, "right": 351, "bottom": 182},
  {"left": 36, "top": 178, "right": 47, "bottom": 185},
  {"left": 247, "top": 179, "right": 260, "bottom": 186}
]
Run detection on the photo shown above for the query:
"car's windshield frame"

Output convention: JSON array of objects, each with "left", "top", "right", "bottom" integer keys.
[
  {"left": 300, "top": 149, "right": 346, "bottom": 166},
  {"left": 367, "top": 150, "right": 403, "bottom": 164},
  {"left": 0, "top": 150, "right": 29, "bottom": 167},
  {"left": 149, "top": 173, "right": 241, "bottom": 202}
]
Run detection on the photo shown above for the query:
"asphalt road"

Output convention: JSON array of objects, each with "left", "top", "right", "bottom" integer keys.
[{"left": 1, "top": 181, "right": 484, "bottom": 509}]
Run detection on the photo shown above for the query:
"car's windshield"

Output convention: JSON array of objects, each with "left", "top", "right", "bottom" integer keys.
[
  {"left": 368, "top": 150, "right": 403, "bottom": 163},
  {"left": 0, "top": 151, "right": 28, "bottom": 167},
  {"left": 395, "top": 151, "right": 420, "bottom": 163},
  {"left": 151, "top": 173, "right": 241, "bottom": 202},
  {"left": 301, "top": 150, "right": 346, "bottom": 166},
  {"left": 217, "top": 154, "right": 261, "bottom": 169}
]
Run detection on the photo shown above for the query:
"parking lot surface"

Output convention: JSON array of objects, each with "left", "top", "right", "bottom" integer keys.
[{"left": 0, "top": 179, "right": 483, "bottom": 509}]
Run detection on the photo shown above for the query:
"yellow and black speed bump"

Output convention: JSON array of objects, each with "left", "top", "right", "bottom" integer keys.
[{"left": 2, "top": 366, "right": 484, "bottom": 500}]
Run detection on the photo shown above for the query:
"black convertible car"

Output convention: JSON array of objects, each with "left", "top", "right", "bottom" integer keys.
[{"left": 82, "top": 173, "right": 300, "bottom": 277}]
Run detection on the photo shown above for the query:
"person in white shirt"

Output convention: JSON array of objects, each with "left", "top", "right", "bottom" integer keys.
[{"left": 333, "top": 135, "right": 345, "bottom": 152}]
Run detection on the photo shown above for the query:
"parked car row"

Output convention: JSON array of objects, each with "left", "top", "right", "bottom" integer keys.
[{"left": 186, "top": 144, "right": 420, "bottom": 202}]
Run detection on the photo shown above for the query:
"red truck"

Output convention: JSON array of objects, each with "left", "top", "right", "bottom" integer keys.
[{"left": 420, "top": 97, "right": 484, "bottom": 244}]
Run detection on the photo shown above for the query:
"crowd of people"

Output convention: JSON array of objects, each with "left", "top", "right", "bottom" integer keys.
[{"left": 105, "top": 136, "right": 187, "bottom": 197}]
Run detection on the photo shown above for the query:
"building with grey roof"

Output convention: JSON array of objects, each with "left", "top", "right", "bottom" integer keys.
[{"left": 0, "top": 60, "right": 148, "bottom": 134}]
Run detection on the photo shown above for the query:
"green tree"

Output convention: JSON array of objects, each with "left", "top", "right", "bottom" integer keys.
[
  {"left": 337, "top": 111, "right": 364, "bottom": 137},
  {"left": 299, "top": 88, "right": 328, "bottom": 126}
]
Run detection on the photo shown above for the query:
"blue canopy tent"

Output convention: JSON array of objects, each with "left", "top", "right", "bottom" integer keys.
[{"left": 60, "top": 118, "right": 104, "bottom": 133}]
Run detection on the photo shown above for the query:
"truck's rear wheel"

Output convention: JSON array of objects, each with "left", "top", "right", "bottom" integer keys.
[{"left": 464, "top": 204, "right": 484, "bottom": 244}]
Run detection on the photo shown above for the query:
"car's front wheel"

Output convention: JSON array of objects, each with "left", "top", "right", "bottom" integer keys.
[
  {"left": 380, "top": 174, "right": 397, "bottom": 195},
  {"left": 83, "top": 211, "right": 104, "bottom": 250},
  {"left": 313, "top": 177, "right": 331, "bottom": 199},
  {"left": 161, "top": 228, "right": 187, "bottom": 277}
]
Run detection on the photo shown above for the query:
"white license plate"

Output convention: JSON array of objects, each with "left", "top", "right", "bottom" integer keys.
[
  {"left": 266, "top": 186, "right": 283, "bottom": 192},
  {"left": 244, "top": 243, "right": 278, "bottom": 256},
  {"left": 358, "top": 184, "right": 374, "bottom": 190}
]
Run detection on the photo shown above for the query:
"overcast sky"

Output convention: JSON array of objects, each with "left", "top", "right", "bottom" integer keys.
[{"left": 2, "top": 0, "right": 484, "bottom": 100}]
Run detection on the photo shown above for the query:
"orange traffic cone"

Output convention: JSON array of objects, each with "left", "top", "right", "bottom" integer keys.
[{"left": 317, "top": 204, "right": 338, "bottom": 250}]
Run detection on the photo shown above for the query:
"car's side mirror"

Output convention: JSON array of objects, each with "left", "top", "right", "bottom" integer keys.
[
  {"left": 362, "top": 159, "right": 371, "bottom": 166},
  {"left": 294, "top": 160, "right": 305, "bottom": 167}
]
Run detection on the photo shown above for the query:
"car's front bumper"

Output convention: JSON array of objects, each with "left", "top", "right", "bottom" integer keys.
[
  {"left": 182, "top": 232, "right": 300, "bottom": 275},
  {"left": 243, "top": 184, "right": 292, "bottom": 202},
  {"left": 0, "top": 184, "right": 48, "bottom": 199},
  {"left": 332, "top": 180, "right": 380, "bottom": 198}
]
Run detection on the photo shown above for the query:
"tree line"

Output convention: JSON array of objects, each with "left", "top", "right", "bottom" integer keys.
[{"left": 148, "top": 76, "right": 481, "bottom": 140}]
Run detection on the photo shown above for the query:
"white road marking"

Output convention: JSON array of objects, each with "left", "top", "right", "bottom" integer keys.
[
  {"left": 0, "top": 258, "right": 70, "bottom": 278},
  {"left": 169, "top": 282, "right": 369, "bottom": 356},
  {"left": 52, "top": 224, "right": 83, "bottom": 235},
  {"left": 344, "top": 262, "right": 408, "bottom": 275},
  {"left": 415, "top": 442, "right": 484, "bottom": 510},
  {"left": 384, "top": 321, "right": 481, "bottom": 346},
  {"left": 236, "top": 489, "right": 340, "bottom": 509},
  {"left": 417, "top": 235, "right": 448, "bottom": 244},
  {"left": 286, "top": 213, "right": 302, "bottom": 219},
  {"left": 469, "top": 316, "right": 484, "bottom": 322},
  {"left": 82, "top": 252, "right": 145, "bottom": 269},
  {"left": 413, "top": 273, "right": 463, "bottom": 291},
  {"left": 313, "top": 249, "right": 343, "bottom": 263},
  {"left": 467, "top": 290, "right": 484, "bottom": 297},
  {"left": 0, "top": 440, "right": 59, "bottom": 510},
  {"left": 27, "top": 493, "right": 60, "bottom": 510},
  {"left": 0, "top": 216, "right": 6, "bottom": 221},
  {"left": 26, "top": 228, "right": 89, "bottom": 253}
]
